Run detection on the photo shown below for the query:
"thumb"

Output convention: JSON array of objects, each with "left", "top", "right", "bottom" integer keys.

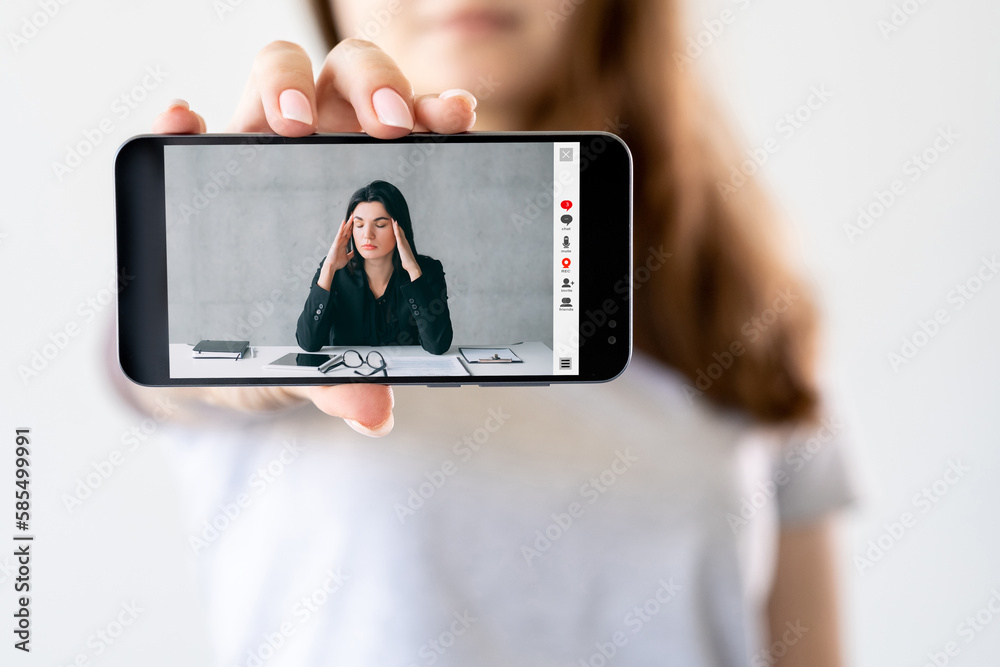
[{"left": 295, "top": 384, "right": 394, "bottom": 437}]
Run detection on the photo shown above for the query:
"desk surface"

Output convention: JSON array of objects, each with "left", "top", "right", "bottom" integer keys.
[{"left": 169, "top": 342, "right": 554, "bottom": 379}]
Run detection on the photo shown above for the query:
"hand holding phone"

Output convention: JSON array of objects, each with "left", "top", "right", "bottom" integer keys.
[
  {"left": 151, "top": 40, "right": 477, "bottom": 137},
  {"left": 138, "top": 38, "right": 479, "bottom": 436}
]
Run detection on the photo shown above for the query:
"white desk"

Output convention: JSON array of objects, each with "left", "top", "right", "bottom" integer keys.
[{"left": 168, "top": 342, "right": 554, "bottom": 380}]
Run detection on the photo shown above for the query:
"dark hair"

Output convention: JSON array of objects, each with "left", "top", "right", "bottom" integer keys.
[{"left": 343, "top": 180, "right": 417, "bottom": 276}]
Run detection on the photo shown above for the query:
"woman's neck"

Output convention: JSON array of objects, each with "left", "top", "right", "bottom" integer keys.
[{"left": 364, "top": 256, "right": 394, "bottom": 289}]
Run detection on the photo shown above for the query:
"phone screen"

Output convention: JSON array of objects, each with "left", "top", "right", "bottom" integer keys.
[{"left": 117, "top": 133, "right": 631, "bottom": 385}]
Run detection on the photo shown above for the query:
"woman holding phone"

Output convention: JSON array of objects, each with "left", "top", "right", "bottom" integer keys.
[
  {"left": 295, "top": 180, "right": 453, "bottom": 354},
  {"left": 125, "top": 0, "right": 864, "bottom": 664}
]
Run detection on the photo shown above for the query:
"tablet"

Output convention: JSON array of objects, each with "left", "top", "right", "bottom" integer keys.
[{"left": 263, "top": 352, "right": 338, "bottom": 371}]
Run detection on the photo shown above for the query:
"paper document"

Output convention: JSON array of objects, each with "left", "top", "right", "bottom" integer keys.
[{"left": 388, "top": 356, "right": 470, "bottom": 376}]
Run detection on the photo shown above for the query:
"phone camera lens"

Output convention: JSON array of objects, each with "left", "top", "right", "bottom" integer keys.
[
  {"left": 608, "top": 320, "right": 617, "bottom": 328},
  {"left": 608, "top": 336, "right": 616, "bottom": 344}
]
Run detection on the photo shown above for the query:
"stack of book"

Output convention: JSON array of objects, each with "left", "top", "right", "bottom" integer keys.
[{"left": 192, "top": 340, "right": 250, "bottom": 359}]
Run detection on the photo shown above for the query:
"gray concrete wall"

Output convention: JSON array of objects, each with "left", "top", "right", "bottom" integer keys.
[{"left": 164, "top": 140, "right": 554, "bottom": 348}]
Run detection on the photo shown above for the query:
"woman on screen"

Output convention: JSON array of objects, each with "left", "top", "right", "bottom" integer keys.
[{"left": 295, "top": 180, "right": 454, "bottom": 355}]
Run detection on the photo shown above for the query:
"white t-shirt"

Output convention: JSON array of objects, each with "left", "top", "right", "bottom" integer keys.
[{"left": 160, "top": 349, "right": 865, "bottom": 667}]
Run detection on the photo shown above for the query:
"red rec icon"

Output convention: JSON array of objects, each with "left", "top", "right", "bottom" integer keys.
[
  {"left": 561, "top": 200, "right": 573, "bottom": 211},
  {"left": 561, "top": 258, "right": 571, "bottom": 268}
]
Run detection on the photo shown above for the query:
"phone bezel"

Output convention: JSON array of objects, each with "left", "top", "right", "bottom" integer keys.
[{"left": 115, "top": 132, "right": 632, "bottom": 386}]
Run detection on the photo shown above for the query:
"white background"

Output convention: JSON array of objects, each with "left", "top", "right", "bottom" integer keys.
[{"left": 1, "top": 0, "right": 998, "bottom": 664}]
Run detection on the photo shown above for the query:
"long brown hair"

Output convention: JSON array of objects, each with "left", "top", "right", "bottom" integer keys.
[{"left": 309, "top": 0, "right": 821, "bottom": 425}]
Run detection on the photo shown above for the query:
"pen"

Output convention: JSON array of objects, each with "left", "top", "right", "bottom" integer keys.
[{"left": 318, "top": 354, "right": 345, "bottom": 373}]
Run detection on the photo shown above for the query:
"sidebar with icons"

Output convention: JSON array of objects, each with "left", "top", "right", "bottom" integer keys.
[{"left": 552, "top": 142, "right": 580, "bottom": 374}]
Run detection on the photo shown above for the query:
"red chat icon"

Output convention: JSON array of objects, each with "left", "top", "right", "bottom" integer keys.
[
  {"left": 561, "top": 200, "right": 573, "bottom": 211},
  {"left": 562, "top": 258, "right": 571, "bottom": 268}
]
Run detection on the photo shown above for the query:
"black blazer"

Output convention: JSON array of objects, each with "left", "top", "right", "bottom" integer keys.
[{"left": 295, "top": 254, "right": 454, "bottom": 355}]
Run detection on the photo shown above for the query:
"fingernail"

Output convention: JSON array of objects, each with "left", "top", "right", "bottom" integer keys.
[
  {"left": 372, "top": 87, "right": 413, "bottom": 129},
  {"left": 279, "top": 89, "right": 314, "bottom": 124},
  {"left": 439, "top": 88, "right": 478, "bottom": 111},
  {"left": 166, "top": 98, "right": 190, "bottom": 112},
  {"left": 345, "top": 414, "right": 394, "bottom": 438}
]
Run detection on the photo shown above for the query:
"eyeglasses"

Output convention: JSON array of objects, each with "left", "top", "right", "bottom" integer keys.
[{"left": 318, "top": 350, "right": 387, "bottom": 377}]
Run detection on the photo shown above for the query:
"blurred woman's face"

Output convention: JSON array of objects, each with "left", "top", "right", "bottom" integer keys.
[
  {"left": 350, "top": 201, "right": 397, "bottom": 262},
  {"left": 330, "top": 0, "right": 575, "bottom": 114}
]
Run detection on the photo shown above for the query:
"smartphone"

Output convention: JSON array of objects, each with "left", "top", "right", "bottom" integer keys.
[{"left": 115, "top": 132, "right": 632, "bottom": 386}]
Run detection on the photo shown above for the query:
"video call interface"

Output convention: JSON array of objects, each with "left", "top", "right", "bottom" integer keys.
[{"left": 163, "top": 140, "right": 581, "bottom": 379}]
